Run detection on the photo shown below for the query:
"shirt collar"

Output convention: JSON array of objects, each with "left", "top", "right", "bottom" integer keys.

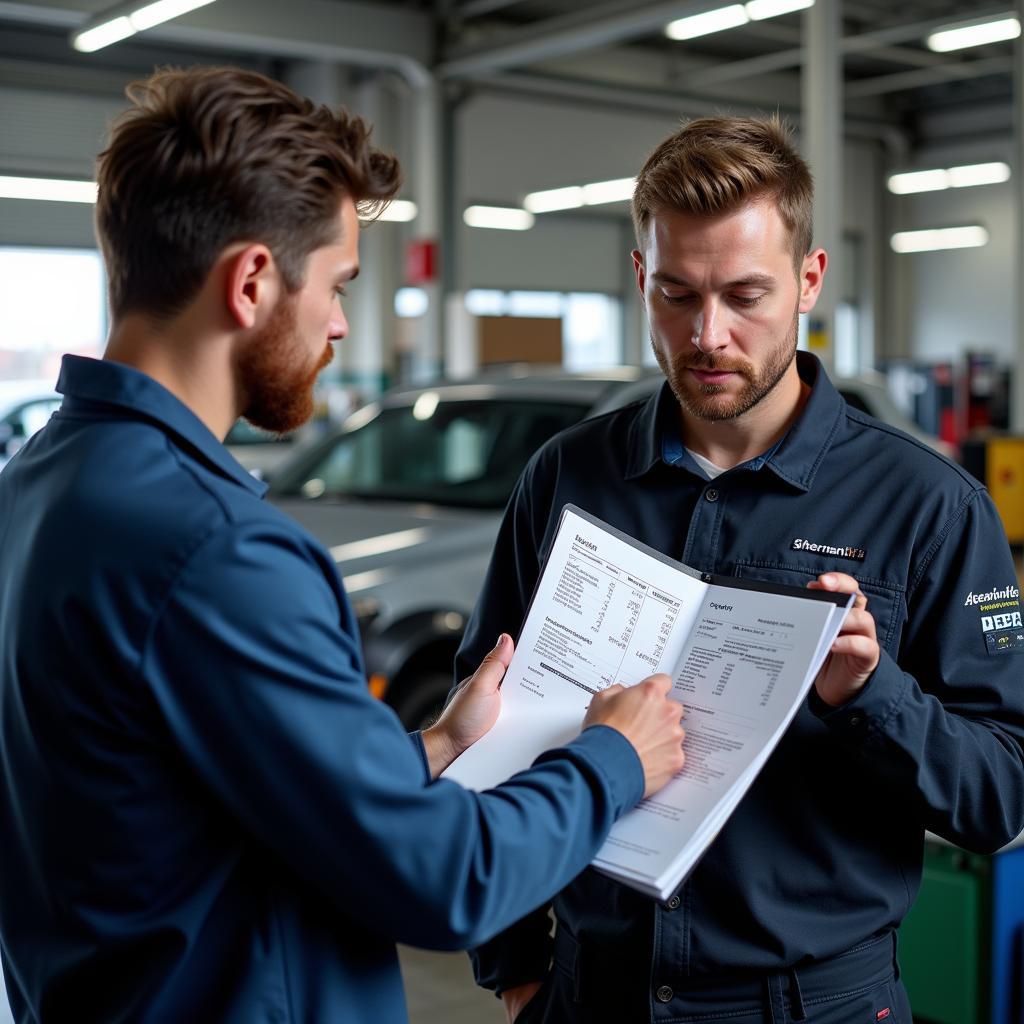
[
  {"left": 56, "top": 354, "right": 269, "bottom": 498},
  {"left": 625, "top": 352, "right": 844, "bottom": 493}
]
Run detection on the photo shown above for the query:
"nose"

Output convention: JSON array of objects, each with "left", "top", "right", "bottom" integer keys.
[
  {"left": 691, "top": 301, "right": 726, "bottom": 354},
  {"left": 329, "top": 302, "right": 348, "bottom": 341}
]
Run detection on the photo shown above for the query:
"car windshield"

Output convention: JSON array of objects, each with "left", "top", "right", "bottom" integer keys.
[{"left": 270, "top": 398, "right": 587, "bottom": 508}]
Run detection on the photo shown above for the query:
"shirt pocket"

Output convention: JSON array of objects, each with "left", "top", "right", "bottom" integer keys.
[{"left": 732, "top": 559, "right": 905, "bottom": 656}]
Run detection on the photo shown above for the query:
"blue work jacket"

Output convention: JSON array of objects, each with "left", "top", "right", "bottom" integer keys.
[
  {"left": 0, "top": 355, "right": 644, "bottom": 1023},
  {"left": 456, "top": 353, "right": 1024, "bottom": 1018}
]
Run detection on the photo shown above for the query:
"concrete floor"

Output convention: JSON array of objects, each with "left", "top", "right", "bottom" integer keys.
[{"left": 400, "top": 946, "right": 505, "bottom": 1024}]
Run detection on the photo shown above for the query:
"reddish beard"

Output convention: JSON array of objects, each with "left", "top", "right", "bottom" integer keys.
[{"left": 237, "top": 295, "right": 333, "bottom": 435}]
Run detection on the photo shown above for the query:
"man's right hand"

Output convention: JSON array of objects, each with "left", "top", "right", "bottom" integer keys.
[{"left": 583, "top": 674, "right": 685, "bottom": 798}]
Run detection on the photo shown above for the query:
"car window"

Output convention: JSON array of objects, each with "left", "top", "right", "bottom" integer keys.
[{"left": 272, "top": 399, "right": 586, "bottom": 508}]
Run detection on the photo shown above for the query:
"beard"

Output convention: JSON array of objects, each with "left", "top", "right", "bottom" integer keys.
[
  {"left": 237, "top": 294, "right": 333, "bottom": 435},
  {"left": 652, "top": 308, "right": 799, "bottom": 422}
]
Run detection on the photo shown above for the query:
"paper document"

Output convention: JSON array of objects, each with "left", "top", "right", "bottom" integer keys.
[{"left": 444, "top": 505, "right": 851, "bottom": 900}]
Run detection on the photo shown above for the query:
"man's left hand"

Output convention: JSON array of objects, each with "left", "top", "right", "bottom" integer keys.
[
  {"left": 421, "top": 633, "right": 514, "bottom": 778},
  {"left": 806, "top": 572, "right": 880, "bottom": 708}
]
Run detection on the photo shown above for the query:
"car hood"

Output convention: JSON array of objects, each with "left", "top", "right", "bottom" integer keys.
[{"left": 269, "top": 497, "right": 502, "bottom": 577}]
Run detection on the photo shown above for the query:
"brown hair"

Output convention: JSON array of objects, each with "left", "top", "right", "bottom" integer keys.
[
  {"left": 632, "top": 115, "right": 813, "bottom": 265},
  {"left": 96, "top": 66, "right": 402, "bottom": 320}
]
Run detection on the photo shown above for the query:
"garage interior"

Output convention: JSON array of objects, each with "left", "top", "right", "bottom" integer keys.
[{"left": 2, "top": 1, "right": 1024, "bottom": 1021}]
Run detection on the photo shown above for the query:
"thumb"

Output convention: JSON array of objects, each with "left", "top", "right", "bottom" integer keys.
[{"left": 464, "top": 633, "right": 514, "bottom": 693}]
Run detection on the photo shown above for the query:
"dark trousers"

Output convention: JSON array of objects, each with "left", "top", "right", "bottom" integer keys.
[{"left": 516, "top": 930, "right": 911, "bottom": 1024}]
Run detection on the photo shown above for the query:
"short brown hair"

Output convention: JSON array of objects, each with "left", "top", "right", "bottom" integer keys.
[
  {"left": 96, "top": 66, "right": 402, "bottom": 320},
  {"left": 632, "top": 115, "right": 813, "bottom": 265}
]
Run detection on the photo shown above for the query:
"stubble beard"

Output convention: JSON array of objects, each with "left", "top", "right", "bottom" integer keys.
[
  {"left": 237, "top": 294, "right": 334, "bottom": 435},
  {"left": 652, "top": 308, "right": 800, "bottom": 422}
]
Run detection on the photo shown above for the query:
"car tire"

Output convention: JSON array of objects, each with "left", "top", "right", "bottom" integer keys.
[{"left": 390, "top": 671, "right": 454, "bottom": 731}]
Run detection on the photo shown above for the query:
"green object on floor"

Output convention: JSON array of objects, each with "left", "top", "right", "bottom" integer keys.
[{"left": 899, "top": 842, "right": 992, "bottom": 1024}]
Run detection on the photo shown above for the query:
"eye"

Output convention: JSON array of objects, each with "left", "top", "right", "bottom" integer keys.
[
  {"left": 334, "top": 286, "right": 348, "bottom": 299},
  {"left": 731, "top": 293, "right": 765, "bottom": 308},
  {"left": 662, "top": 292, "right": 696, "bottom": 305}
]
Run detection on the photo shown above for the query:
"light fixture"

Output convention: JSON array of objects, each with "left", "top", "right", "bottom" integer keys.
[
  {"left": 665, "top": 0, "right": 813, "bottom": 41},
  {"left": 890, "top": 226, "right": 988, "bottom": 253},
  {"left": 746, "top": 0, "right": 813, "bottom": 19},
  {"left": 523, "top": 177, "right": 635, "bottom": 214},
  {"left": 0, "top": 175, "right": 98, "bottom": 203},
  {"left": 463, "top": 205, "right": 535, "bottom": 230},
  {"left": 71, "top": 0, "right": 218, "bottom": 53},
  {"left": 926, "top": 14, "right": 1020, "bottom": 53},
  {"left": 375, "top": 199, "right": 418, "bottom": 223},
  {"left": 666, "top": 4, "right": 748, "bottom": 40},
  {"left": 887, "top": 162, "right": 1010, "bottom": 195}
]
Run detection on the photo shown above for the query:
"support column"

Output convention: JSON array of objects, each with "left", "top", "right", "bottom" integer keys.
[
  {"left": 410, "top": 80, "right": 444, "bottom": 382},
  {"left": 801, "top": 0, "right": 842, "bottom": 375}
]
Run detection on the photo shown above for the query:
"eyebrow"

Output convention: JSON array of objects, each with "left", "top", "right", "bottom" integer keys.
[{"left": 651, "top": 272, "right": 776, "bottom": 289}]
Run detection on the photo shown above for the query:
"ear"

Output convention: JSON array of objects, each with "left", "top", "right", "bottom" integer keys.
[
  {"left": 224, "top": 243, "right": 278, "bottom": 330},
  {"left": 798, "top": 248, "right": 828, "bottom": 314},
  {"left": 631, "top": 249, "right": 647, "bottom": 305}
]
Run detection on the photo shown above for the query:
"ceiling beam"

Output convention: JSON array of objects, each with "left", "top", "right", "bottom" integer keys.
[
  {"left": 845, "top": 55, "right": 1012, "bottom": 99},
  {"left": 437, "top": 0, "right": 716, "bottom": 79}
]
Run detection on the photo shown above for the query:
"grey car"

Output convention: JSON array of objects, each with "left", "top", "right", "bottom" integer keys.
[{"left": 267, "top": 367, "right": 656, "bottom": 727}]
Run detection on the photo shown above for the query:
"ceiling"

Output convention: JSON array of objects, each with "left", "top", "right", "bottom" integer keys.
[{"left": 0, "top": 0, "right": 1017, "bottom": 149}]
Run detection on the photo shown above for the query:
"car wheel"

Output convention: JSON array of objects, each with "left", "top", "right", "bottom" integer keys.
[{"left": 390, "top": 671, "right": 454, "bottom": 731}]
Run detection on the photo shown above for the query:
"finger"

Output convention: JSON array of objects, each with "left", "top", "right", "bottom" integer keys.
[
  {"left": 836, "top": 608, "right": 877, "bottom": 636},
  {"left": 642, "top": 673, "right": 673, "bottom": 696},
  {"left": 809, "top": 573, "right": 868, "bottom": 609},
  {"left": 464, "top": 633, "right": 514, "bottom": 693},
  {"left": 830, "top": 634, "right": 881, "bottom": 665}
]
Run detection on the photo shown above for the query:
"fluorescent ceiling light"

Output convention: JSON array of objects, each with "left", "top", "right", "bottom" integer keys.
[
  {"left": 887, "top": 161, "right": 1011, "bottom": 195},
  {"left": 72, "top": 0, "right": 217, "bottom": 52},
  {"left": 666, "top": 4, "right": 748, "bottom": 40},
  {"left": 926, "top": 15, "right": 1019, "bottom": 53},
  {"left": 463, "top": 205, "right": 535, "bottom": 230},
  {"left": 887, "top": 169, "right": 950, "bottom": 194},
  {"left": 0, "top": 175, "right": 98, "bottom": 203},
  {"left": 948, "top": 161, "right": 1011, "bottom": 188},
  {"left": 582, "top": 177, "right": 636, "bottom": 205},
  {"left": 890, "top": 226, "right": 988, "bottom": 253},
  {"left": 746, "top": 0, "right": 813, "bottom": 20},
  {"left": 524, "top": 186, "right": 585, "bottom": 213},
  {"left": 376, "top": 199, "right": 418, "bottom": 222}
]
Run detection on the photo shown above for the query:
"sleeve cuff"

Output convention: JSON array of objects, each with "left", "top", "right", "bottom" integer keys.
[
  {"left": 534, "top": 723, "right": 645, "bottom": 812},
  {"left": 809, "top": 651, "right": 908, "bottom": 741},
  {"left": 409, "top": 730, "right": 432, "bottom": 783}
]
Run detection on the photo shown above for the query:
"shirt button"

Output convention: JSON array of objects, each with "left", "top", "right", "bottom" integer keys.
[
  {"left": 666, "top": 895, "right": 681, "bottom": 910},
  {"left": 849, "top": 714, "right": 864, "bottom": 728},
  {"left": 705, "top": 488, "right": 719, "bottom": 502},
  {"left": 656, "top": 985, "right": 674, "bottom": 1003}
]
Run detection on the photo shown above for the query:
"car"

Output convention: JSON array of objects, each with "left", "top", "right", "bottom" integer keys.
[
  {"left": 0, "top": 379, "right": 61, "bottom": 471},
  {"left": 267, "top": 364, "right": 949, "bottom": 728},
  {"left": 224, "top": 418, "right": 300, "bottom": 480},
  {"left": 267, "top": 366, "right": 657, "bottom": 726}
]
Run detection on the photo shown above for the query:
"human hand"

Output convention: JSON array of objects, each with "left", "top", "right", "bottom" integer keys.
[
  {"left": 582, "top": 674, "right": 686, "bottom": 798},
  {"left": 806, "top": 572, "right": 880, "bottom": 707},
  {"left": 501, "top": 980, "right": 543, "bottom": 1022},
  {"left": 421, "top": 633, "right": 513, "bottom": 778}
]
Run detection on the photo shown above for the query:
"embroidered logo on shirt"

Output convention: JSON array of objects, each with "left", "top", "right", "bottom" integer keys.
[
  {"left": 967, "top": 583, "right": 1024, "bottom": 655},
  {"left": 790, "top": 538, "right": 866, "bottom": 561}
]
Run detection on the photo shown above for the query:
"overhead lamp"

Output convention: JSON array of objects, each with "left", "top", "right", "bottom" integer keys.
[
  {"left": 926, "top": 14, "right": 1019, "bottom": 53},
  {"left": 0, "top": 175, "right": 97, "bottom": 203},
  {"left": 463, "top": 205, "right": 535, "bottom": 230},
  {"left": 524, "top": 186, "right": 585, "bottom": 214},
  {"left": 887, "top": 161, "right": 1010, "bottom": 195},
  {"left": 375, "top": 200, "right": 418, "bottom": 223},
  {"left": 890, "top": 226, "right": 988, "bottom": 253},
  {"left": 71, "top": 0, "right": 218, "bottom": 53},
  {"left": 665, "top": 0, "right": 813, "bottom": 40},
  {"left": 523, "top": 177, "right": 635, "bottom": 214}
]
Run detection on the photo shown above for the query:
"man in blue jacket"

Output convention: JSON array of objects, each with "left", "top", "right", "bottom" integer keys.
[
  {"left": 458, "top": 116, "right": 1024, "bottom": 1023},
  {"left": 0, "top": 67, "right": 687, "bottom": 1023}
]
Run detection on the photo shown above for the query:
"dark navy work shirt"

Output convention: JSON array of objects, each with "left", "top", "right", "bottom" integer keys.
[
  {"left": 456, "top": 353, "right": 1024, "bottom": 1011},
  {"left": 0, "top": 355, "right": 645, "bottom": 1023}
]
